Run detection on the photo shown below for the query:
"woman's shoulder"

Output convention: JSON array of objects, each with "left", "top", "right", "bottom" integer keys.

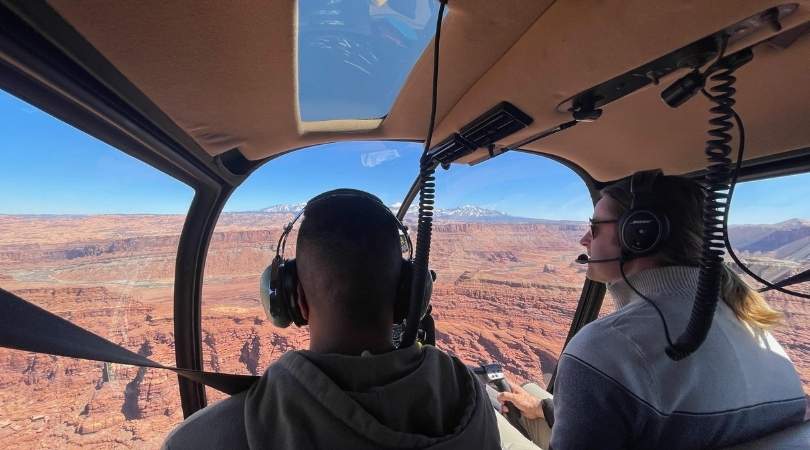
[
  {"left": 565, "top": 303, "right": 655, "bottom": 357},
  {"left": 557, "top": 312, "right": 661, "bottom": 415},
  {"left": 562, "top": 306, "right": 658, "bottom": 382}
]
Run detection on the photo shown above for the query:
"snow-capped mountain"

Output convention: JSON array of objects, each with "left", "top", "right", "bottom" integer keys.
[
  {"left": 441, "top": 205, "right": 506, "bottom": 218},
  {"left": 257, "top": 202, "right": 564, "bottom": 224},
  {"left": 389, "top": 202, "right": 419, "bottom": 216},
  {"left": 389, "top": 203, "right": 506, "bottom": 219},
  {"left": 259, "top": 202, "right": 306, "bottom": 214}
]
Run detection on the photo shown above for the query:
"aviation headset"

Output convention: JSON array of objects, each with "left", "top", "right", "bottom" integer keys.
[
  {"left": 259, "top": 189, "right": 432, "bottom": 328},
  {"left": 617, "top": 169, "right": 671, "bottom": 258}
]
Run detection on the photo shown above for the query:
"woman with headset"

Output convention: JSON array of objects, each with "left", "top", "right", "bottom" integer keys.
[{"left": 497, "top": 171, "right": 805, "bottom": 449}]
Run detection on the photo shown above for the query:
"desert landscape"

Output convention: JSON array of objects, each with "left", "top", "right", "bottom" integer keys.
[{"left": 0, "top": 210, "right": 807, "bottom": 448}]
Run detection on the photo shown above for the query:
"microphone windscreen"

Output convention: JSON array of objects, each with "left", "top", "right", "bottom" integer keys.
[{"left": 575, "top": 254, "right": 589, "bottom": 264}]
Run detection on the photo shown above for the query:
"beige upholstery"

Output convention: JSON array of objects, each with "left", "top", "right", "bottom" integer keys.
[
  {"left": 496, "top": 382, "right": 552, "bottom": 450},
  {"left": 496, "top": 412, "right": 543, "bottom": 450},
  {"left": 518, "top": 383, "right": 553, "bottom": 450},
  {"left": 42, "top": 0, "right": 810, "bottom": 180}
]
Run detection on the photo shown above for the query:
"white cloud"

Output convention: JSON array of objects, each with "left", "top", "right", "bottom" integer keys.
[{"left": 360, "top": 149, "right": 400, "bottom": 168}]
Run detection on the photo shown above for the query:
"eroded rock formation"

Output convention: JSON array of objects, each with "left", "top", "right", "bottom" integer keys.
[{"left": 0, "top": 213, "right": 807, "bottom": 449}]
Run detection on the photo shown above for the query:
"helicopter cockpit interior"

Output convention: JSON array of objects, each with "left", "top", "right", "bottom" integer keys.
[{"left": 1, "top": 0, "right": 809, "bottom": 448}]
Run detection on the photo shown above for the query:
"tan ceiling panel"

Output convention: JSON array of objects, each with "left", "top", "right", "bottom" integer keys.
[
  {"left": 50, "top": 0, "right": 298, "bottom": 157},
  {"left": 520, "top": 34, "right": 810, "bottom": 181},
  {"left": 434, "top": 0, "right": 810, "bottom": 180},
  {"left": 48, "top": 0, "right": 810, "bottom": 180},
  {"left": 48, "top": 0, "right": 552, "bottom": 159}
]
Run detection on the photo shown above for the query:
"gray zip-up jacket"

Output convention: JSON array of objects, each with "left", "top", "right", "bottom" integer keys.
[{"left": 163, "top": 344, "right": 500, "bottom": 449}]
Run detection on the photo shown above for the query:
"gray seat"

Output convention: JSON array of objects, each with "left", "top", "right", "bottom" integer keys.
[{"left": 722, "top": 420, "right": 810, "bottom": 449}]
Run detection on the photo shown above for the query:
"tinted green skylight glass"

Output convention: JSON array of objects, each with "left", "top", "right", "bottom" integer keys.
[{"left": 297, "top": 0, "right": 442, "bottom": 122}]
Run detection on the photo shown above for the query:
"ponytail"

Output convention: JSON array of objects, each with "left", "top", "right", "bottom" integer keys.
[{"left": 720, "top": 265, "right": 782, "bottom": 330}]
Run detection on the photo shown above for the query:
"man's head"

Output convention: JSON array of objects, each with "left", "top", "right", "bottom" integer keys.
[
  {"left": 580, "top": 172, "right": 705, "bottom": 283},
  {"left": 293, "top": 190, "right": 404, "bottom": 353}
]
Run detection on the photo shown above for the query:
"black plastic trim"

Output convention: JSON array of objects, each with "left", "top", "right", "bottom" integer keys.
[
  {"left": 685, "top": 146, "right": 810, "bottom": 182},
  {"left": 0, "top": 0, "right": 255, "bottom": 417},
  {"left": 175, "top": 187, "right": 230, "bottom": 415},
  {"left": 215, "top": 148, "right": 266, "bottom": 177},
  {"left": 427, "top": 102, "right": 533, "bottom": 167},
  {"left": 557, "top": 5, "right": 798, "bottom": 114},
  {"left": 1, "top": 0, "right": 234, "bottom": 188}
]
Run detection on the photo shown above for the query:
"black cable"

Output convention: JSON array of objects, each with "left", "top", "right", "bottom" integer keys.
[
  {"left": 697, "top": 86, "right": 810, "bottom": 299},
  {"left": 666, "top": 51, "right": 738, "bottom": 361},
  {"left": 715, "top": 108, "right": 810, "bottom": 300},
  {"left": 401, "top": 0, "right": 446, "bottom": 347},
  {"left": 620, "top": 260, "right": 676, "bottom": 348}
]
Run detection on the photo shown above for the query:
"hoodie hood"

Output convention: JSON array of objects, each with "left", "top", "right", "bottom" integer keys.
[{"left": 244, "top": 345, "right": 500, "bottom": 449}]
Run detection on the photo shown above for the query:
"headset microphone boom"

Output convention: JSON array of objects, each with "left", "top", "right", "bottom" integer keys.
[{"left": 575, "top": 254, "right": 621, "bottom": 265}]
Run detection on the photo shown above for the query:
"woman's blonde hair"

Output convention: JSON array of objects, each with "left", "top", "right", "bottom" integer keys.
[{"left": 601, "top": 174, "right": 782, "bottom": 329}]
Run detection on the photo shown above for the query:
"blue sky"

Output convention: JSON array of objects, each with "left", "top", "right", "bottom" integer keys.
[
  {"left": 1, "top": 75, "right": 809, "bottom": 222},
  {"left": 729, "top": 174, "right": 810, "bottom": 224},
  {"left": 0, "top": 84, "right": 594, "bottom": 220},
  {"left": 223, "top": 141, "right": 595, "bottom": 221},
  {"left": 0, "top": 91, "right": 194, "bottom": 215}
]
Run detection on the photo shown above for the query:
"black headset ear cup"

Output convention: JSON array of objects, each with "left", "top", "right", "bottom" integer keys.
[
  {"left": 282, "top": 260, "right": 307, "bottom": 327},
  {"left": 260, "top": 257, "right": 307, "bottom": 328},
  {"left": 394, "top": 260, "right": 434, "bottom": 324},
  {"left": 394, "top": 261, "right": 412, "bottom": 323},
  {"left": 262, "top": 256, "right": 292, "bottom": 328},
  {"left": 619, "top": 209, "right": 669, "bottom": 255}
]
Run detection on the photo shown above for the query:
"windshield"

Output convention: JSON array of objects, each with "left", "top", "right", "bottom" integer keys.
[{"left": 202, "top": 144, "right": 594, "bottom": 404}]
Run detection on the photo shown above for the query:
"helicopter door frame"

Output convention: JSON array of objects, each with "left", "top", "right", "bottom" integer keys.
[
  {"left": 4, "top": 0, "right": 810, "bottom": 420},
  {"left": 0, "top": 0, "right": 244, "bottom": 416}
]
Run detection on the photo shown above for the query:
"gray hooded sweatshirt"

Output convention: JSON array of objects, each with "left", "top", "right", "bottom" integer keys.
[{"left": 163, "top": 344, "right": 500, "bottom": 449}]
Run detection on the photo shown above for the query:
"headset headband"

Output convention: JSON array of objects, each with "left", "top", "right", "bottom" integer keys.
[
  {"left": 629, "top": 169, "right": 662, "bottom": 210},
  {"left": 275, "top": 189, "right": 413, "bottom": 261}
]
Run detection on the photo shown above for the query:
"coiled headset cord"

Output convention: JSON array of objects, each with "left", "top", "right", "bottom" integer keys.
[
  {"left": 604, "top": 38, "right": 808, "bottom": 361},
  {"left": 622, "top": 38, "right": 750, "bottom": 360},
  {"left": 669, "top": 38, "right": 810, "bottom": 361},
  {"left": 401, "top": 0, "right": 446, "bottom": 348},
  {"left": 665, "top": 43, "right": 739, "bottom": 360}
]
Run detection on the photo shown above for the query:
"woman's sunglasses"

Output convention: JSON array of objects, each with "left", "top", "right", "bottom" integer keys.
[{"left": 589, "top": 217, "right": 618, "bottom": 238}]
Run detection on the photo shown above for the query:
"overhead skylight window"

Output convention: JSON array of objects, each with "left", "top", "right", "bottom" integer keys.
[{"left": 297, "top": 0, "right": 443, "bottom": 122}]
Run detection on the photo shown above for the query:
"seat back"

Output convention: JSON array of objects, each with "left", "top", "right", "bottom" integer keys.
[{"left": 723, "top": 420, "right": 810, "bottom": 449}]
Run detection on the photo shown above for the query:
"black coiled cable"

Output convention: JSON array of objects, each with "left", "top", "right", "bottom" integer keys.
[
  {"left": 401, "top": 0, "right": 446, "bottom": 348},
  {"left": 721, "top": 112, "right": 810, "bottom": 300},
  {"left": 666, "top": 61, "right": 738, "bottom": 360}
]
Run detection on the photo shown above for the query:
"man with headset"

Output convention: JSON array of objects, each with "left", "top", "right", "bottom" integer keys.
[{"left": 163, "top": 189, "right": 501, "bottom": 450}]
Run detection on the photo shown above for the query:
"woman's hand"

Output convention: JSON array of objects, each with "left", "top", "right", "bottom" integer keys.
[{"left": 497, "top": 383, "right": 545, "bottom": 420}]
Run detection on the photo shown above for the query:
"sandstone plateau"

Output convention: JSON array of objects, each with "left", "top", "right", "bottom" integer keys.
[{"left": 0, "top": 213, "right": 808, "bottom": 448}]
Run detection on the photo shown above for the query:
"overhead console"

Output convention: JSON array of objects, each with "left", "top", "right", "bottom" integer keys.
[{"left": 557, "top": 5, "right": 800, "bottom": 116}]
